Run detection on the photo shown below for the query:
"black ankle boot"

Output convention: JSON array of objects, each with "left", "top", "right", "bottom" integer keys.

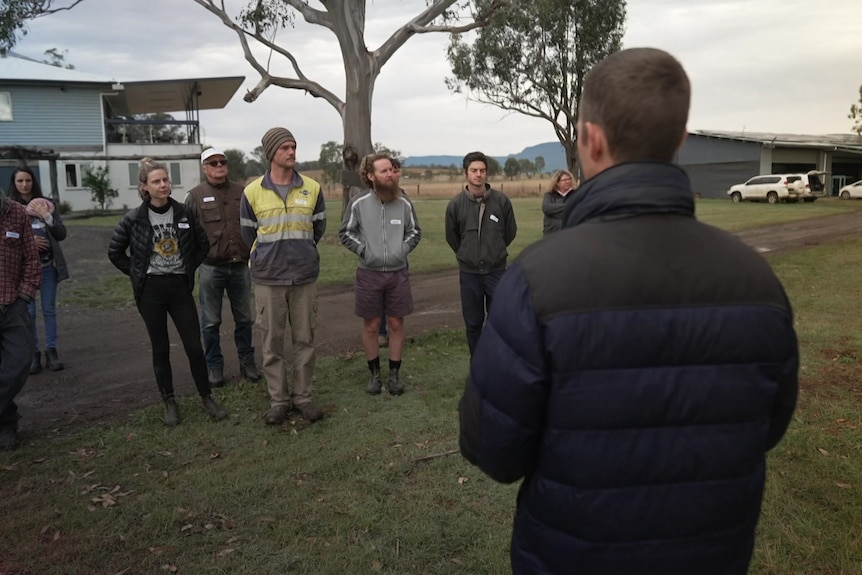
[
  {"left": 164, "top": 398, "right": 180, "bottom": 426},
  {"left": 45, "top": 348, "right": 64, "bottom": 371},
  {"left": 30, "top": 352, "right": 42, "bottom": 375}
]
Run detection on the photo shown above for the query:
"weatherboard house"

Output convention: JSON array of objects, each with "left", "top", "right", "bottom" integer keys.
[{"left": 0, "top": 51, "right": 243, "bottom": 211}]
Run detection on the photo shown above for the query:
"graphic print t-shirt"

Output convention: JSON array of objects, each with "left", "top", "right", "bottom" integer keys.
[{"left": 147, "top": 205, "right": 185, "bottom": 275}]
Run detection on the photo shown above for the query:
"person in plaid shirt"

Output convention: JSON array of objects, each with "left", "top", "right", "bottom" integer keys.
[{"left": 0, "top": 190, "right": 41, "bottom": 450}]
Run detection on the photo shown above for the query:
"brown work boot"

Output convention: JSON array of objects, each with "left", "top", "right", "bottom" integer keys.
[
  {"left": 366, "top": 369, "right": 383, "bottom": 395},
  {"left": 163, "top": 398, "right": 180, "bottom": 427},
  {"left": 240, "top": 360, "right": 262, "bottom": 382},
  {"left": 387, "top": 369, "right": 405, "bottom": 396},
  {"left": 297, "top": 401, "right": 324, "bottom": 423},
  {"left": 264, "top": 404, "right": 291, "bottom": 425},
  {"left": 201, "top": 396, "right": 229, "bottom": 421}
]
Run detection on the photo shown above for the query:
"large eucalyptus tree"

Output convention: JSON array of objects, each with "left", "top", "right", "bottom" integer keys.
[
  {"left": 192, "top": 0, "right": 506, "bottom": 158},
  {"left": 446, "top": 0, "right": 626, "bottom": 172}
]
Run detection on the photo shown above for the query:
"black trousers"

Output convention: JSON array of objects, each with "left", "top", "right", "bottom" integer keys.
[
  {"left": 0, "top": 299, "right": 34, "bottom": 431},
  {"left": 459, "top": 269, "right": 504, "bottom": 356},
  {"left": 136, "top": 275, "right": 211, "bottom": 400}
]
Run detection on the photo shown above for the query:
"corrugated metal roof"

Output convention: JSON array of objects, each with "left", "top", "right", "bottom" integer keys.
[
  {"left": 0, "top": 50, "right": 115, "bottom": 84},
  {"left": 695, "top": 130, "right": 862, "bottom": 151},
  {"left": 1, "top": 51, "right": 244, "bottom": 114}
]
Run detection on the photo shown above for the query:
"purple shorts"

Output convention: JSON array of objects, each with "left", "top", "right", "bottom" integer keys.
[{"left": 354, "top": 268, "right": 414, "bottom": 319}]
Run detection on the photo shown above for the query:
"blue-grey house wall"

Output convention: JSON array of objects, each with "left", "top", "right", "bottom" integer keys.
[
  {"left": 0, "top": 85, "right": 104, "bottom": 150},
  {"left": 676, "top": 134, "right": 762, "bottom": 198}
]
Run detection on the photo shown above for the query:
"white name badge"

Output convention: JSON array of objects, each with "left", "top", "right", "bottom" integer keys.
[
  {"left": 178, "top": 223, "right": 190, "bottom": 229},
  {"left": 390, "top": 219, "right": 402, "bottom": 225},
  {"left": 296, "top": 200, "right": 309, "bottom": 206},
  {"left": 5, "top": 231, "right": 20, "bottom": 239},
  {"left": 203, "top": 196, "right": 216, "bottom": 202},
  {"left": 489, "top": 214, "right": 499, "bottom": 222}
]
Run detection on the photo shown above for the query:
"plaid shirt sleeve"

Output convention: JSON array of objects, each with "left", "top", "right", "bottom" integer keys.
[{"left": 0, "top": 202, "right": 41, "bottom": 305}]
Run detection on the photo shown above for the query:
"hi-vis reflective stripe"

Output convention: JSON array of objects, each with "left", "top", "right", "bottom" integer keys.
[
  {"left": 240, "top": 217, "right": 258, "bottom": 228},
  {"left": 312, "top": 211, "right": 326, "bottom": 221},
  {"left": 256, "top": 230, "right": 313, "bottom": 242},
  {"left": 259, "top": 213, "right": 313, "bottom": 226}
]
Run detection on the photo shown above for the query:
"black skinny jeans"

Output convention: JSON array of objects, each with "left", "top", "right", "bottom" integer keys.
[{"left": 136, "top": 274, "right": 211, "bottom": 400}]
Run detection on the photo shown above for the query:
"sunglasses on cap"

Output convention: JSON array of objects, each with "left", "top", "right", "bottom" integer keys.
[{"left": 205, "top": 160, "right": 228, "bottom": 167}]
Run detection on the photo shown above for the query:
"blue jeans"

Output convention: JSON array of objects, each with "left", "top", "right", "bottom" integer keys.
[
  {"left": 0, "top": 299, "right": 34, "bottom": 430},
  {"left": 27, "top": 264, "right": 58, "bottom": 351},
  {"left": 198, "top": 263, "right": 255, "bottom": 369},
  {"left": 459, "top": 270, "right": 504, "bottom": 356}
]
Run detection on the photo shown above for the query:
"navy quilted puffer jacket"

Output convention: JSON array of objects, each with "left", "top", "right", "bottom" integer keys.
[{"left": 459, "top": 162, "right": 798, "bottom": 575}]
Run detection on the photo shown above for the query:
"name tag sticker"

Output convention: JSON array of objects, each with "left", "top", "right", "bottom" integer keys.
[
  {"left": 5, "top": 231, "right": 20, "bottom": 239},
  {"left": 296, "top": 200, "right": 309, "bottom": 206},
  {"left": 177, "top": 223, "right": 190, "bottom": 229},
  {"left": 390, "top": 219, "right": 402, "bottom": 225},
  {"left": 489, "top": 214, "right": 500, "bottom": 223},
  {"left": 203, "top": 196, "right": 216, "bottom": 202}
]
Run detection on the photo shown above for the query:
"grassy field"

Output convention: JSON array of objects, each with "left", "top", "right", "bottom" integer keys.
[
  {"left": 3, "top": 230, "right": 862, "bottom": 572},
  {"left": 66, "top": 196, "right": 862, "bottom": 298}
]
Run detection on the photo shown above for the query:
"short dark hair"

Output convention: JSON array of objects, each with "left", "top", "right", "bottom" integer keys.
[
  {"left": 462, "top": 151, "right": 488, "bottom": 171},
  {"left": 579, "top": 48, "right": 690, "bottom": 163}
]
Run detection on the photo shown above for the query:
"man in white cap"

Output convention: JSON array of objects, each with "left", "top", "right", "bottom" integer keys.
[
  {"left": 240, "top": 128, "right": 326, "bottom": 425},
  {"left": 185, "top": 147, "right": 260, "bottom": 387}
]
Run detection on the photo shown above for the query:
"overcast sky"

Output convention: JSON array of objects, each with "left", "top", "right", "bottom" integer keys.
[{"left": 14, "top": 0, "right": 862, "bottom": 160}]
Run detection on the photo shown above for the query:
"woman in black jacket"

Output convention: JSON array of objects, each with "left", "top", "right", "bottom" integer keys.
[{"left": 108, "top": 158, "right": 228, "bottom": 426}]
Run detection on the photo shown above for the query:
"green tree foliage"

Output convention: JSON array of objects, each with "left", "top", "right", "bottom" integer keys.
[
  {"left": 82, "top": 165, "right": 117, "bottom": 211},
  {"left": 246, "top": 146, "right": 267, "bottom": 176},
  {"left": 446, "top": 0, "right": 627, "bottom": 172},
  {"left": 503, "top": 157, "right": 520, "bottom": 180},
  {"left": 850, "top": 85, "right": 862, "bottom": 136},
  {"left": 487, "top": 156, "right": 502, "bottom": 176},
  {"left": 319, "top": 141, "right": 342, "bottom": 184},
  {"left": 0, "top": 0, "right": 84, "bottom": 49},
  {"left": 518, "top": 158, "right": 535, "bottom": 178},
  {"left": 534, "top": 155, "right": 546, "bottom": 175},
  {"left": 373, "top": 142, "right": 402, "bottom": 161},
  {"left": 223, "top": 148, "right": 248, "bottom": 182}
]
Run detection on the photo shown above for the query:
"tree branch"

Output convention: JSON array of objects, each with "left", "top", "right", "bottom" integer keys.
[
  {"left": 191, "top": 0, "right": 344, "bottom": 114},
  {"left": 284, "top": 0, "right": 332, "bottom": 28},
  {"left": 375, "top": 0, "right": 507, "bottom": 69}
]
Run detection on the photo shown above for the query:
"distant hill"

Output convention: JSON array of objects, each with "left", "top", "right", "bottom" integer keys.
[{"left": 403, "top": 141, "right": 567, "bottom": 172}]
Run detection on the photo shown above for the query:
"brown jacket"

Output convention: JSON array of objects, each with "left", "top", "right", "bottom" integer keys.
[{"left": 185, "top": 179, "right": 250, "bottom": 265}]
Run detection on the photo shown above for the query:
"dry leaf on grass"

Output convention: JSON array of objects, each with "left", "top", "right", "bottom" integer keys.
[
  {"left": 457, "top": 476, "right": 469, "bottom": 485},
  {"left": 217, "top": 548, "right": 236, "bottom": 557},
  {"left": 817, "top": 448, "right": 830, "bottom": 456},
  {"left": 161, "top": 565, "right": 178, "bottom": 573},
  {"left": 835, "top": 482, "right": 852, "bottom": 489}
]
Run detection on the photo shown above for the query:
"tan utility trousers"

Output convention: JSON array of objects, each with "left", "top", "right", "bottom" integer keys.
[{"left": 254, "top": 282, "right": 318, "bottom": 408}]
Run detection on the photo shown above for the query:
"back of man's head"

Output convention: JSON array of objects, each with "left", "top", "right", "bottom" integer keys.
[{"left": 580, "top": 47, "right": 690, "bottom": 164}]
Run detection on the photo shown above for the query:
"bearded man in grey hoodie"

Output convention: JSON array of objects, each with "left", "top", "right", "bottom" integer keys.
[{"left": 339, "top": 153, "right": 421, "bottom": 396}]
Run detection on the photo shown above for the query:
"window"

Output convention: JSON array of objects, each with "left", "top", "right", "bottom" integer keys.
[
  {"left": 127, "top": 163, "right": 138, "bottom": 187},
  {"left": 169, "top": 162, "right": 182, "bottom": 186},
  {"left": 0, "top": 93, "right": 11, "bottom": 121},
  {"left": 64, "top": 163, "right": 92, "bottom": 188}
]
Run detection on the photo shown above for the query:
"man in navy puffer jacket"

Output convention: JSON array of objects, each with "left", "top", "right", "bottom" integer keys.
[{"left": 459, "top": 47, "right": 799, "bottom": 575}]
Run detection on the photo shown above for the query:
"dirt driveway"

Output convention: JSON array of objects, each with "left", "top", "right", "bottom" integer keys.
[{"left": 14, "top": 209, "right": 862, "bottom": 435}]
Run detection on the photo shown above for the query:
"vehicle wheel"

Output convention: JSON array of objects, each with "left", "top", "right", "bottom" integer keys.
[
  {"left": 730, "top": 192, "right": 742, "bottom": 203},
  {"left": 803, "top": 197, "right": 816, "bottom": 203},
  {"left": 841, "top": 191, "right": 850, "bottom": 200},
  {"left": 767, "top": 191, "right": 779, "bottom": 204}
]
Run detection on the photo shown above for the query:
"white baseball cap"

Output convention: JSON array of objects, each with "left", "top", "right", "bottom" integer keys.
[{"left": 201, "top": 148, "right": 226, "bottom": 163}]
